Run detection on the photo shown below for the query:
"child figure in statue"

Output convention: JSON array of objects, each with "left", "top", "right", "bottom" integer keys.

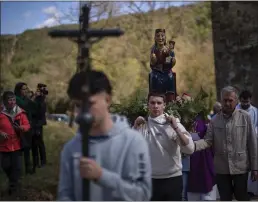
[
  {"left": 149, "top": 29, "right": 176, "bottom": 102},
  {"left": 168, "top": 40, "right": 176, "bottom": 64}
]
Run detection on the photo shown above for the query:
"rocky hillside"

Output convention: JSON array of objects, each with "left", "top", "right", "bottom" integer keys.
[{"left": 0, "top": 2, "right": 215, "bottom": 112}]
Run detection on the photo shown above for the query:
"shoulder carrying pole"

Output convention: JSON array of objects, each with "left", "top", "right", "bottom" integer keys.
[{"left": 48, "top": 2, "right": 124, "bottom": 201}]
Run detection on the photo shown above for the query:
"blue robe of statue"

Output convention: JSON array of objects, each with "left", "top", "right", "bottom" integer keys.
[{"left": 149, "top": 45, "right": 175, "bottom": 94}]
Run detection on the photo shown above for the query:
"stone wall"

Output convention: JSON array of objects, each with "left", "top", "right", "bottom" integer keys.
[{"left": 211, "top": 2, "right": 258, "bottom": 106}]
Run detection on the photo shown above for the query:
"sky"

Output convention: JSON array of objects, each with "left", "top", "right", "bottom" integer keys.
[{"left": 1, "top": 1, "right": 194, "bottom": 35}]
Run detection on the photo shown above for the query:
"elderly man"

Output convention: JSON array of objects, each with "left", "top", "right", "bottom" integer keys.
[
  {"left": 134, "top": 92, "right": 194, "bottom": 201},
  {"left": 194, "top": 86, "right": 258, "bottom": 201}
]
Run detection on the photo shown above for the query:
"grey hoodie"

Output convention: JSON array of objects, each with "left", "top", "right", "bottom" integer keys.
[{"left": 57, "top": 114, "right": 152, "bottom": 201}]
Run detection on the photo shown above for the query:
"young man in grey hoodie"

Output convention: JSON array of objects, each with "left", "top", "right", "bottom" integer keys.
[
  {"left": 133, "top": 92, "right": 195, "bottom": 201},
  {"left": 57, "top": 70, "right": 152, "bottom": 201}
]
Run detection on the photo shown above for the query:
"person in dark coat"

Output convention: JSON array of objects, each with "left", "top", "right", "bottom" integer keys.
[
  {"left": 31, "top": 86, "right": 47, "bottom": 170},
  {"left": 14, "top": 82, "right": 39, "bottom": 174}
]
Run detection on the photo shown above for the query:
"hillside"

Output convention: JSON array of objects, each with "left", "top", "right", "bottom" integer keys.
[{"left": 0, "top": 2, "right": 215, "bottom": 113}]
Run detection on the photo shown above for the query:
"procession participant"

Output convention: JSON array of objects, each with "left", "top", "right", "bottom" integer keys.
[
  {"left": 194, "top": 86, "right": 258, "bottom": 201},
  {"left": 237, "top": 90, "right": 258, "bottom": 197},
  {"left": 58, "top": 70, "right": 152, "bottom": 201},
  {"left": 187, "top": 113, "right": 216, "bottom": 201},
  {"left": 211, "top": 102, "right": 222, "bottom": 118},
  {"left": 133, "top": 92, "right": 194, "bottom": 201}
]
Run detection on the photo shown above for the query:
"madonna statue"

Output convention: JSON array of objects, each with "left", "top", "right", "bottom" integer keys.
[{"left": 149, "top": 29, "right": 176, "bottom": 102}]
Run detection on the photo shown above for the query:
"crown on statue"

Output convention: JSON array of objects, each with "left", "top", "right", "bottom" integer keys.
[{"left": 155, "top": 29, "right": 166, "bottom": 34}]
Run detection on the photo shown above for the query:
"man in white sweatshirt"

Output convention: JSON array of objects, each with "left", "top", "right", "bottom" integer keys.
[{"left": 133, "top": 92, "right": 195, "bottom": 201}]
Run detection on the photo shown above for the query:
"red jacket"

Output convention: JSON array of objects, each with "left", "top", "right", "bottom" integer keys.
[{"left": 0, "top": 106, "right": 30, "bottom": 152}]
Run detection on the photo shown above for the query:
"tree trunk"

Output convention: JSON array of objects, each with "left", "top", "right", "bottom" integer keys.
[{"left": 211, "top": 2, "right": 258, "bottom": 107}]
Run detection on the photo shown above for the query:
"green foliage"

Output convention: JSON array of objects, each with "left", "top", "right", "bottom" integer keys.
[
  {"left": 110, "top": 89, "right": 148, "bottom": 125},
  {"left": 166, "top": 88, "right": 210, "bottom": 130},
  {"left": 111, "top": 87, "right": 212, "bottom": 129}
]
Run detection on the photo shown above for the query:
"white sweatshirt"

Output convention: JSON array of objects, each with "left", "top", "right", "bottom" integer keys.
[{"left": 136, "top": 114, "right": 194, "bottom": 179}]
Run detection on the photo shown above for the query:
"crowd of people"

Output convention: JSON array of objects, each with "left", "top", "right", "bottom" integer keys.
[
  {"left": 57, "top": 70, "right": 258, "bottom": 201},
  {"left": 0, "top": 82, "right": 48, "bottom": 197},
  {"left": 1, "top": 70, "right": 257, "bottom": 201}
]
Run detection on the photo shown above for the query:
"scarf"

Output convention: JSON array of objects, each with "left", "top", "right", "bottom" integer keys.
[{"left": 139, "top": 113, "right": 180, "bottom": 155}]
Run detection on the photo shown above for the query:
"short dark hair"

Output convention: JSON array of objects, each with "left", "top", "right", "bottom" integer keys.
[
  {"left": 2, "top": 91, "right": 15, "bottom": 102},
  {"left": 67, "top": 70, "right": 112, "bottom": 100},
  {"left": 147, "top": 92, "right": 166, "bottom": 102},
  {"left": 239, "top": 90, "right": 252, "bottom": 100}
]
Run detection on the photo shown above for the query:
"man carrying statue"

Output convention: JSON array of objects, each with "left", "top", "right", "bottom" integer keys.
[{"left": 149, "top": 29, "right": 176, "bottom": 102}]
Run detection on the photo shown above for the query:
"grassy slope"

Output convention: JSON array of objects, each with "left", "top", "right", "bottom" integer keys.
[
  {"left": 0, "top": 121, "right": 76, "bottom": 200},
  {"left": 0, "top": 2, "right": 216, "bottom": 112}
]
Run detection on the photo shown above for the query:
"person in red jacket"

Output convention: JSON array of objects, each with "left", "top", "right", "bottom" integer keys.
[{"left": 0, "top": 91, "right": 30, "bottom": 196}]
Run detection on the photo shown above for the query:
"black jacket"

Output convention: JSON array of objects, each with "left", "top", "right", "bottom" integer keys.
[{"left": 32, "top": 96, "right": 47, "bottom": 128}]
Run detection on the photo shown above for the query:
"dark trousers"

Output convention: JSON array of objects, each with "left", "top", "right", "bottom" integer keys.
[
  {"left": 23, "top": 147, "right": 32, "bottom": 173},
  {"left": 216, "top": 173, "right": 250, "bottom": 201},
  {"left": 151, "top": 175, "right": 183, "bottom": 201},
  {"left": 32, "top": 126, "right": 46, "bottom": 168},
  {"left": 0, "top": 150, "right": 22, "bottom": 194}
]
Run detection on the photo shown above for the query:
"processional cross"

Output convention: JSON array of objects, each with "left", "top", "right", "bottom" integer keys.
[{"left": 48, "top": 2, "right": 124, "bottom": 201}]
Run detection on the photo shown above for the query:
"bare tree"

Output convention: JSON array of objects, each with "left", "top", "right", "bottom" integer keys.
[
  {"left": 43, "top": 2, "right": 124, "bottom": 127},
  {"left": 48, "top": 2, "right": 122, "bottom": 25}
]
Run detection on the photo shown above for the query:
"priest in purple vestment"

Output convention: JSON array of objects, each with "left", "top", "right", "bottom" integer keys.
[{"left": 187, "top": 113, "right": 217, "bottom": 200}]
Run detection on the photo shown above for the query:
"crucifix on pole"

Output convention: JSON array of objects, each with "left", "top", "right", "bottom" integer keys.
[{"left": 48, "top": 2, "right": 124, "bottom": 201}]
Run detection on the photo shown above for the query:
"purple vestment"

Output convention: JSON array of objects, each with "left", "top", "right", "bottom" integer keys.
[{"left": 187, "top": 119, "right": 216, "bottom": 193}]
